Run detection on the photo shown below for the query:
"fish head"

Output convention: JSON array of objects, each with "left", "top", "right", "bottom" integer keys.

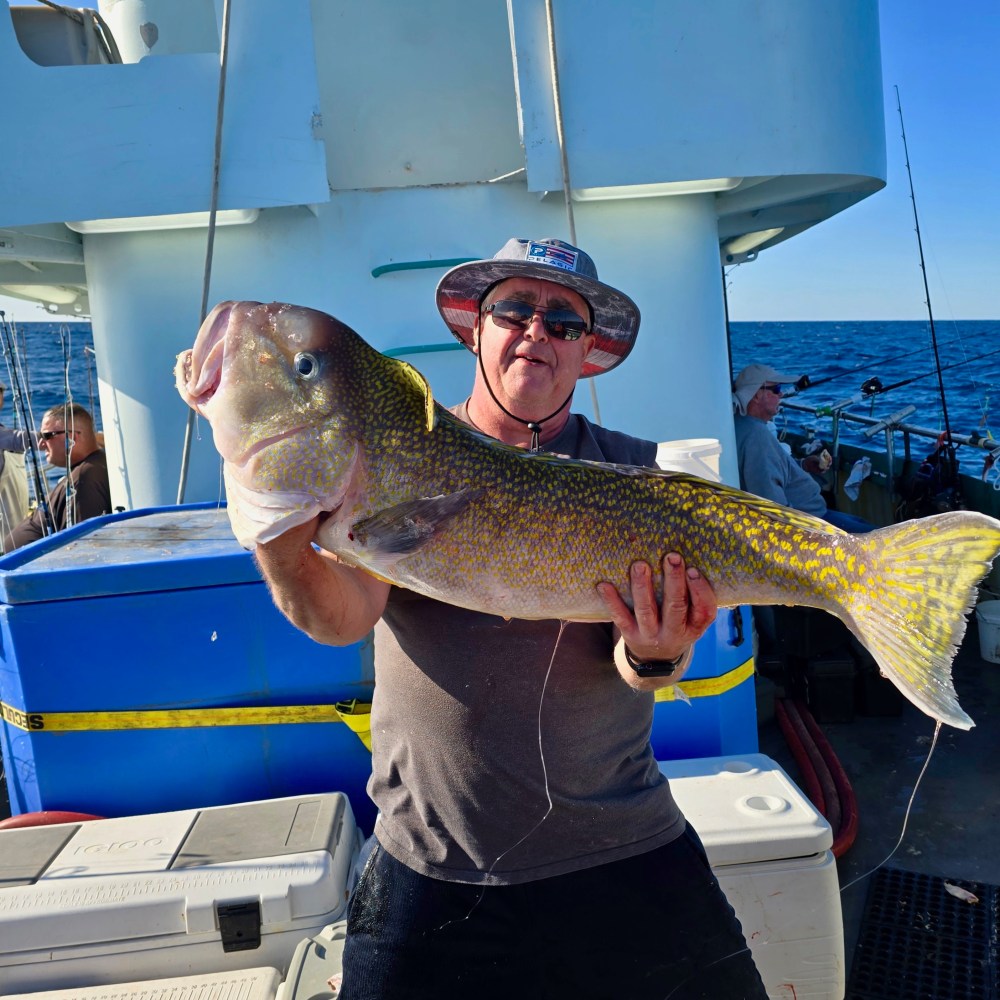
[{"left": 175, "top": 300, "right": 367, "bottom": 543}]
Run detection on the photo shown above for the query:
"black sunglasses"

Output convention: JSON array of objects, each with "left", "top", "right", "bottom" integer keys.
[
  {"left": 483, "top": 299, "right": 590, "bottom": 341},
  {"left": 763, "top": 384, "right": 787, "bottom": 395},
  {"left": 40, "top": 430, "right": 67, "bottom": 440}
]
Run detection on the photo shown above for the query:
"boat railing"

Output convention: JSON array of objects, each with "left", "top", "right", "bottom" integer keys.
[{"left": 779, "top": 397, "right": 1000, "bottom": 477}]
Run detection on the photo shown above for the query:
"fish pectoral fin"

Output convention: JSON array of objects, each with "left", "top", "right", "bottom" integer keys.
[{"left": 351, "top": 487, "right": 485, "bottom": 554}]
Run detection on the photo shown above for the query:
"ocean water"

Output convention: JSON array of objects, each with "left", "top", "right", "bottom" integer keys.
[
  {"left": 0, "top": 321, "right": 99, "bottom": 492},
  {"left": 730, "top": 319, "right": 1000, "bottom": 477},
  {"left": 0, "top": 321, "right": 99, "bottom": 431},
  {"left": 4, "top": 318, "right": 997, "bottom": 478}
]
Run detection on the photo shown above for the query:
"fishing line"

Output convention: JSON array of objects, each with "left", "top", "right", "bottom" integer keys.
[
  {"left": 923, "top": 252, "right": 997, "bottom": 440},
  {"left": 662, "top": 945, "right": 755, "bottom": 1000},
  {"left": 840, "top": 720, "right": 942, "bottom": 895},
  {"left": 433, "top": 620, "right": 565, "bottom": 932},
  {"left": 485, "top": 619, "right": 562, "bottom": 863},
  {"left": 659, "top": 722, "right": 945, "bottom": 994}
]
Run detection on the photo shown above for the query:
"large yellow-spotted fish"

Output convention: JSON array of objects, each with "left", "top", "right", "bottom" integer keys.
[{"left": 175, "top": 300, "right": 1000, "bottom": 731}]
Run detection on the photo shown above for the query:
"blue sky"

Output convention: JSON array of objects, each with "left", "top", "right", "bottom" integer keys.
[
  {"left": 728, "top": 0, "right": 999, "bottom": 321},
  {"left": 2, "top": 1, "right": 996, "bottom": 322}
]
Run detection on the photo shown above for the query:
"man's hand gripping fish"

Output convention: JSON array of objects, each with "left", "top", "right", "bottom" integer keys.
[{"left": 176, "top": 301, "right": 1000, "bottom": 732}]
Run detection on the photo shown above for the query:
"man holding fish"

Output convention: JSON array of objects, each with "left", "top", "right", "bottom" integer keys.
[{"left": 254, "top": 239, "right": 769, "bottom": 998}]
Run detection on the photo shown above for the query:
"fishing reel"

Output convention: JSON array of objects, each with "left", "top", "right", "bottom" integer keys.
[{"left": 860, "top": 377, "right": 884, "bottom": 397}]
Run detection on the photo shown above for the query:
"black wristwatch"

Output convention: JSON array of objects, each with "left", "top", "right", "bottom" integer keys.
[{"left": 623, "top": 644, "right": 684, "bottom": 678}]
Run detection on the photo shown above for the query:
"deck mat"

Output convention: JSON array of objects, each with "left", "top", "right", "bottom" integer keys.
[{"left": 847, "top": 866, "right": 999, "bottom": 999}]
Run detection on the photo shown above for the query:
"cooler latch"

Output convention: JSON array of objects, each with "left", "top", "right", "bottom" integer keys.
[{"left": 217, "top": 900, "right": 262, "bottom": 952}]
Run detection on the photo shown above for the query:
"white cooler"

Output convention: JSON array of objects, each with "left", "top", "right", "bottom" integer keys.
[
  {"left": 0, "top": 794, "right": 362, "bottom": 996},
  {"left": 3, "top": 968, "right": 283, "bottom": 1000},
  {"left": 660, "top": 754, "right": 844, "bottom": 1000}
]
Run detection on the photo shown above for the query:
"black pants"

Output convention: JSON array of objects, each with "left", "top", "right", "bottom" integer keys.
[{"left": 340, "top": 824, "right": 768, "bottom": 1000}]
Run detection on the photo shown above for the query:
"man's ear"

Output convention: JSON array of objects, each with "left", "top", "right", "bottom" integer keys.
[{"left": 471, "top": 317, "right": 481, "bottom": 355}]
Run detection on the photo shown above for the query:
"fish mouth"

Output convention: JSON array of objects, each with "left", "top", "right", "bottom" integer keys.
[{"left": 175, "top": 302, "right": 236, "bottom": 410}]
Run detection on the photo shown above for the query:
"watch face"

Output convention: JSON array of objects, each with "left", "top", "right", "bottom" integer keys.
[{"left": 635, "top": 660, "right": 678, "bottom": 678}]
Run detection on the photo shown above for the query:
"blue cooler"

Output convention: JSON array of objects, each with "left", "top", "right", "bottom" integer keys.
[
  {"left": 0, "top": 504, "right": 377, "bottom": 832},
  {"left": 649, "top": 607, "right": 758, "bottom": 760}
]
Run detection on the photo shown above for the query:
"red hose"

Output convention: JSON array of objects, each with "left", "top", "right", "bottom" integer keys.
[
  {"left": 782, "top": 699, "right": 841, "bottom": 838},
  {"left": 0, "top": 811, "right": 103, "bottom": 829},
  {"left": 775, "top": 699, "right": 826, "bottom": 815},
  {"left": 794, "top": 699, "right": 859, "bottom": 858}
]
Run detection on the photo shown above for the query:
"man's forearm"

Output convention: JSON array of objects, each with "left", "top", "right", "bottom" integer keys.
[{"left": 254, "top": 527, "right": 389, "bottom": 646}]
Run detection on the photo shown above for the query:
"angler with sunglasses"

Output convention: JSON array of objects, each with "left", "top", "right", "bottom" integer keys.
[
  {"left": 2, "top": 401, "right": 111, "bottom": 552},
  {"left": 732, "top": 362, "right": 872, "bottom": 534},
  {"left": 257, "top": 237, "right": 767, "bottom": 998}
]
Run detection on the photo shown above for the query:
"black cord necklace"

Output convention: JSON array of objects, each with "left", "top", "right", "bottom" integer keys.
[{"left": 476, "top": 348, "right": 573, "bottom": 452}]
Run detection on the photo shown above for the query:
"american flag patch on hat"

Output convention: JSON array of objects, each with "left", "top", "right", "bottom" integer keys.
[{"left": 525, "top": 241, "right": 579, "bottom": 272}]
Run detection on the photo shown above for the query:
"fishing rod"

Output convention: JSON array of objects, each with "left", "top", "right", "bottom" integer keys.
[
  {"left": 860, "top": 343, "right": 1000, "bottom": 398},
  {"left": 0, "top": 313, "right": 57, "bottom": 536},
  {"left": 801, "top": 344, "right": 1000, "bottom": 428},
  {"left": 796, "top": 326, "right": 997, "bottom": 391},
  {"left": 895, "top": 85, "right": 960, "bottom": 497},
  {"left": 16, "top": 322, "right": 31, "bottom": 403},
  {"left": 59, "top": 324, "right": 78, "bottom": 528},
  {"left": 796, "top": 342, "right": 1000, "bottom": 406}
]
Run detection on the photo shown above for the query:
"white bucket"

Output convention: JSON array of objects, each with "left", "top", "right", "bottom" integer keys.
[
  {"left": 976, "top": 601, "right": 1000, "bottom": 664},
  {"left": 656, "top": 438, "right": 722, "bottom": 482}
]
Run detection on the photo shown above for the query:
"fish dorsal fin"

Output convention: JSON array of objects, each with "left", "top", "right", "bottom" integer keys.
[
  {"left": 521, "top": 454, "right": 847, "bottom": 537},
  {"left": 396, "top": 359, "right": 436, "bottom": 432},
  {"left": 351, "top": 487, "right": 486, "bottom": 554},
  {"left": 623, "top": 465, "right": 848, "bottom": 535}
]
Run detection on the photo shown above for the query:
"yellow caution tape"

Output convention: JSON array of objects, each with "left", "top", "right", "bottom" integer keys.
[
  {"left": 0, "top": 698, "right": 373, "bottom": 752},
  {"left": 2, "top": 659, "right": 753, "bottom": 748},
  {"left": 653, "top": 657, "right": 754, "bottom": 703}
]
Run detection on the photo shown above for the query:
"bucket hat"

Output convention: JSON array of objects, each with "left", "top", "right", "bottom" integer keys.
[{"left": 435, "top": 238, "right": 640, "bottom": 377}]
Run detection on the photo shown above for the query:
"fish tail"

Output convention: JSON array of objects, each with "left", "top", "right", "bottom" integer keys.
[{"left": 843, "top": 511, "right": 1000, "bottom": 730}]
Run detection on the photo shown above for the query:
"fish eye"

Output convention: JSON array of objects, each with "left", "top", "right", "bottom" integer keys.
[{"left": 293, "top": 352, "right": 318, "bottom": 380}]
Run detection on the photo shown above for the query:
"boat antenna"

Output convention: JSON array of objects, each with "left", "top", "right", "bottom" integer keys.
[
  {"left": 895, "top": 85, "right": 960, "bottom": 497},
  {"left": 0, "top": 313, "right": 57, "bottom": 537},
  {"left": 176, "top": 0, "right": 233, "bottom": 505}
]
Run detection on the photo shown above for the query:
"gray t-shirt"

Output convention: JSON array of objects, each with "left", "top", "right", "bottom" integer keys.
[
  {"left": 370, "top": 410, "right": 686, "bottom": 885},
  {"left": 734, "top": 412, "right": 827, "bottom": 516}
]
